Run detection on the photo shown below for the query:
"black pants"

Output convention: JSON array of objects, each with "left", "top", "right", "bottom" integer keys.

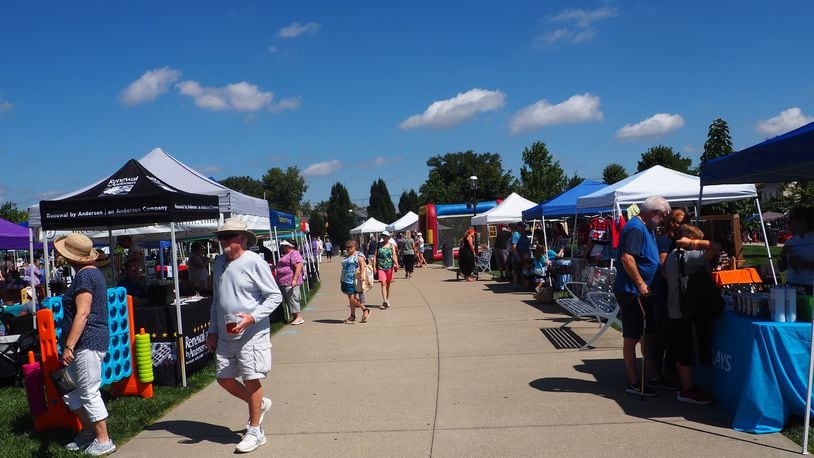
[{"left": 403, "top": 254, "right": 415, "bottom": 274}]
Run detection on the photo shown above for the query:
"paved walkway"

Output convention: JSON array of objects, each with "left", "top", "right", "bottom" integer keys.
[{"left": 120, "top": 260, "right": 798, "bottom": 456}]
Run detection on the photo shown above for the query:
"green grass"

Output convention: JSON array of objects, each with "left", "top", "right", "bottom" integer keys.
[
  {"left": 0, "top": 280, "right": 320, "bottom": 457},
  {"left": 741, "top": 244, "right": 785, "bottom": 283}
]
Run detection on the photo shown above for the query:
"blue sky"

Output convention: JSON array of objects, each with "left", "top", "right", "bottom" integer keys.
[{"left": 1, "top": 1, "right": 813, "bottom": 211}]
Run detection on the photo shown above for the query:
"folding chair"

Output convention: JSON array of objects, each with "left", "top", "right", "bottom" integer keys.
[{"left": 475, "top": 248, "right": 493, "bottom": 277}]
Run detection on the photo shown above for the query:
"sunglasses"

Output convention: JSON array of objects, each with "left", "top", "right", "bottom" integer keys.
[{"left": 217, "top": 232, "right": 240, "bottom": 241}]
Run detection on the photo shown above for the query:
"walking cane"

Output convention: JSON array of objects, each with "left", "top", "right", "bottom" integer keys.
[{"left": 637, "top": 296, "right": 647, "bottom": 401}]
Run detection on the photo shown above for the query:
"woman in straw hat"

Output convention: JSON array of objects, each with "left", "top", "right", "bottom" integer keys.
[{"left": 54, "top": 233, "right": 117, "bottom": 455}]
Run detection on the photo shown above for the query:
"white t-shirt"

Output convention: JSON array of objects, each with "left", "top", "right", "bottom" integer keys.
[
  {"left": 209, "top": 250, "right": 283, "bottom": 341},
  {"left": 785, "top": 232, "right": 814, "bottom": 285},
  {"left": 664, "top": 249, "right": 707, "bottom": 319}
]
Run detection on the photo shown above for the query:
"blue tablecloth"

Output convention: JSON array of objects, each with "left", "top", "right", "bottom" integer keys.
[{"left": 712, "top": 310, "right": 813, "bottom": 433}]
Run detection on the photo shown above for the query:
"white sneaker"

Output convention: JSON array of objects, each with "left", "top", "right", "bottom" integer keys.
[
  {"left": 84, "top": 439, "right": 116, "bottom": 456},
  {"left": 236, "top": 426, "right": 267, "bottom": 453},
  {"left": 65, "top": 431, "right": 94, "bottom": 451},
  {"left": 246, "top": 397, "right": 272, "bottom": 430}
]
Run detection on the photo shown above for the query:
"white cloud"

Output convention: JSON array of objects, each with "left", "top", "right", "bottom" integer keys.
[
  {"left": 755, "top": 107, "right": 814, "bottom": 137},
  {"left": 682, "top": 144, "right": 701, "bottom": 154},
  {"left": 277, "top": 22, "right": 321, "bottom": 38},
  {"left": 509, "top": 93, "right": 603, "bottom": 133},
  {"left": 400, "top": 88, "right": 506, "bottom": 130},
  {"left": 268, "top": 96, "right": 301, "bottom": 113},
  {"left": 268, "top": 45, "right": 280, "bottom": 53},
  {"left": 303, "top": 160, "right": 342, "bottom": 177},
  {"left": 535, "top": 6, "right": 617, "bottom": 48},
  {"left": 615, "top": 113, "right": 685, "bottom": 140},
  {"left": 0, "top": 100, "right": 12, "bottom": 113},
  {"left": 177, "top": 80, "right": 279, "bottom": 112},
  {"left": 119, "top": 67, "right": 181, "bottom": 105}
]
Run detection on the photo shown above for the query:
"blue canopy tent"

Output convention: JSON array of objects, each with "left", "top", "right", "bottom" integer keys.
[
  {"left": 521, "top": 179, "right": 609, "bottom": 220},
  {"left": 700, "top": 121, "right": 814, "bottom": 451},
  {"left": 521, "top": 179, "right": 611, "bottom": 255},
  {"left": 701, "top": 121, "right": 814, "bottom": 186}
]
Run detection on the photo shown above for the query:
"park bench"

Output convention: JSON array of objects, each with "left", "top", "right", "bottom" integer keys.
[{"left": 555, "top": 266, "right": 620, "bottom": 349}]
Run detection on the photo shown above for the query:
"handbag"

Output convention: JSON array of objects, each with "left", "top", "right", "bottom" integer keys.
[
  {"left": 677, "top": 249, "right": 724, "bottom": 319},
  {"left": 355, "top": 264, "right": 374, "bottom": 293},
  {"left": 50, "top": 366, "right": 77, "bottom": 396}
]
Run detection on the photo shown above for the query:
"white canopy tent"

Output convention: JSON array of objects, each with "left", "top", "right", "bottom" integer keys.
[
  {"left": 471, "top": 192, "right": 537, "bottom": 226},
  {"left": 386, "top": 211, "right": 418, "bottom": 232},
  {"left": 350, "top": 217, "right": 388, "bottom": 235},
  {"left": 576, "top": 165, "right": 757, "bottom": 209}
]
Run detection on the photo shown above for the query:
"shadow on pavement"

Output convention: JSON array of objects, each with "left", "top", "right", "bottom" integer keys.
[
  {"left": 312, "top": 319, "right": 346, "bottom": 325},
  {"left": 145, "top": 420, "right": 241, "bottom": 445},
  {"left": 528, "top": 358, "right": 791, "bottom": 453}
]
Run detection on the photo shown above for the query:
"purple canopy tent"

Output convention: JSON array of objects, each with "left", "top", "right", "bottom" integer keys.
[{"left": 0, "top": 218, "right": 43, "bottom": 250}]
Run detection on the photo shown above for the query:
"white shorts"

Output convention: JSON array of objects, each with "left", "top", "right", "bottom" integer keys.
[
  {"left": 63, "top": 349, "right": 108, "bottom": 423},
  {"left": 216, "top": 333, "right": 272, "bottom": 380}
]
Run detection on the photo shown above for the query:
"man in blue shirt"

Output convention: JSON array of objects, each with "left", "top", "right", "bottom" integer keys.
[{"left": 614, "top": 196, "right": 670, "bottom": 397}]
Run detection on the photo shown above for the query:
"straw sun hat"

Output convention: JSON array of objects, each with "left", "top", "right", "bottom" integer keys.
[
  {"left": 54, "top": 233, "right": 99, "bottom": 265},
  {"left": 215, "top": 217, "right": 257, "bottom": 247}
]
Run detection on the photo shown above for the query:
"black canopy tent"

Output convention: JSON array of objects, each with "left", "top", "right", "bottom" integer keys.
[
  {"left": 40, "top": 159, "right": 219, "bottom": 230},
  {"left": 39, "top": 159, "right": 219, "bottom": 387}
]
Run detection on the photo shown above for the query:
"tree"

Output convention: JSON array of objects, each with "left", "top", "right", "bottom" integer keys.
[
  {"left": 518, "top": 141, "right": 567, "bottom": 203},
  {"left": 602, "top": 163, "right": 628, "bottom": 184},
  {"left": 768, "top": 182, "right": 814, "bottom": 213},
  {"left": 219, "top": 176, "right": 264, "bottom": 199},
  {"left": 262, "top": 166, "right": 308, "bottom": 214},
  {"left": 0, "top": 201, "right": 27, "bottom": 223},
  {"left": 419, "top": 151, "right": 517, "bottom": 204},
  {"left": 398, "top": 189, "right": 420, "bottom": 216},
  {"left": 565, "top": 172, "right": 584, "bottom": 190},
  {"left": 367, "top": 178, "right": 397, "bottom": 223},
  {"left": 308, "top": 210, "right": 326, "bottom": 238},
  {"left": 701, "top": 118, "right": 734, "bottom": 166},
  {"left": 637, "top": 145, "right": 693, "bottom": 174},
  {"left": 326, "top": 182, "right": 355, "bottom": 247}
]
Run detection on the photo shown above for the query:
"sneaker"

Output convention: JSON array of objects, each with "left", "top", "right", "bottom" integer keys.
[
  {"left": 625, "top": 382, "right": 659, "bottom": 397},
  {"left": 677, "top": 389, "right": 712, "bottom": 405},
  {"left": 65, "top": 431, "right": 94, "bottom": 451},
  {"left": 381, "top": 300, "right": 389, "bottom": 309},
  {"left": 84, "top": 439, "right": 116, "bottom": 456},
  {"left": 246, "top": 397, "right": 272, "bottom": 429},
  {"left": 236, "top": 426, "right": 267, "bottom": 453}
]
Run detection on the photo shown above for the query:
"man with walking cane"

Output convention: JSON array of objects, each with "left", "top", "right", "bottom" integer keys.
[{"left": 613, "top": 196, "right": 671, "bottom": 397}]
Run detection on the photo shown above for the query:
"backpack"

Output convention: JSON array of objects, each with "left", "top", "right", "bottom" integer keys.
[{"left": 677, "top": 249, "right": 724, "bottom": 319}]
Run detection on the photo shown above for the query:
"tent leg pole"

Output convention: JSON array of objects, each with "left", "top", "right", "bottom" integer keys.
[
  {"left": 170, "top": 222, "right": 187, "bottom": 387},
  {"left": 754, "top": 198, "right": 778, "bottom": 285},
  {"left": 28, "top": 228, "right": 37, "bottom": 305},
  {"left": 42, "top": 228, "right": 51, "bottom": 298},
  {"left": 803, "top": 311, "right": 814, "bottom": 454}
]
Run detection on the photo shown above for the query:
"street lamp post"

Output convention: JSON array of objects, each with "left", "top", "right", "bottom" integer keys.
[
  {"left": 470, "top": 175, "right": 478, "bottom": 250},
  {"left": 470, "top": 175, "right": 478, "bottom": 217}
]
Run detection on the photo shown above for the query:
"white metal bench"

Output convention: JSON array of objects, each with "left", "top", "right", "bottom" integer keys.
[{"left": 555, "top": 267, "right": 621, "bottom": 349}]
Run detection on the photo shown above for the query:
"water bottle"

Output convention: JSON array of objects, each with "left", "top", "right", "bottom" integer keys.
[
  {"left": 786, "top": 286, "right": 797, "bottom": 322},
  {"left": 771, "top": 286, "right": 786, "bottom": 322}
]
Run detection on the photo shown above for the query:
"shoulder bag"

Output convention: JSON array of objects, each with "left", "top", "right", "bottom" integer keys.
[{"left": 677, "top": 249, "right": 724, "bottom": 319}]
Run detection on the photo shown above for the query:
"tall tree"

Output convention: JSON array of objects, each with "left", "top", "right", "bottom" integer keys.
[
  {"left": 326, "top": 182, "right": 355, "bottom": 247},
  {"left": 0, "top": 201, "right": 27, "bottom": 223},
  {"left": 419, "top": 151, "right": 517, "bottom": 204},
  {"left": 262, "top": 166, "right": 308, "bottom": 214},
  {"left": 701, "top": 118, "right": 734, "bottom": 165},
  {"left": 308, "top": 210, "right": 326, "bottom": 238},
  {"left": 602, "top": 163, "right": 628, "bottom": 184},
  {"left": 367, "top": 178, "right": 397, "bottom": 223},
  {"left": 219, "top": 176, "right": 264, "bottom": 199},
  {"left": 565, "top": 172, "right": 584, "bottom": 191},
  {"left": 518, "top": 141, "right": 567, "bottom": 202},
  {"left": 398, "top": 189, "right": 420, "bottom": 216},
  {"left": 637, "top": 145, "right": 693, "bottom": 174}
]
